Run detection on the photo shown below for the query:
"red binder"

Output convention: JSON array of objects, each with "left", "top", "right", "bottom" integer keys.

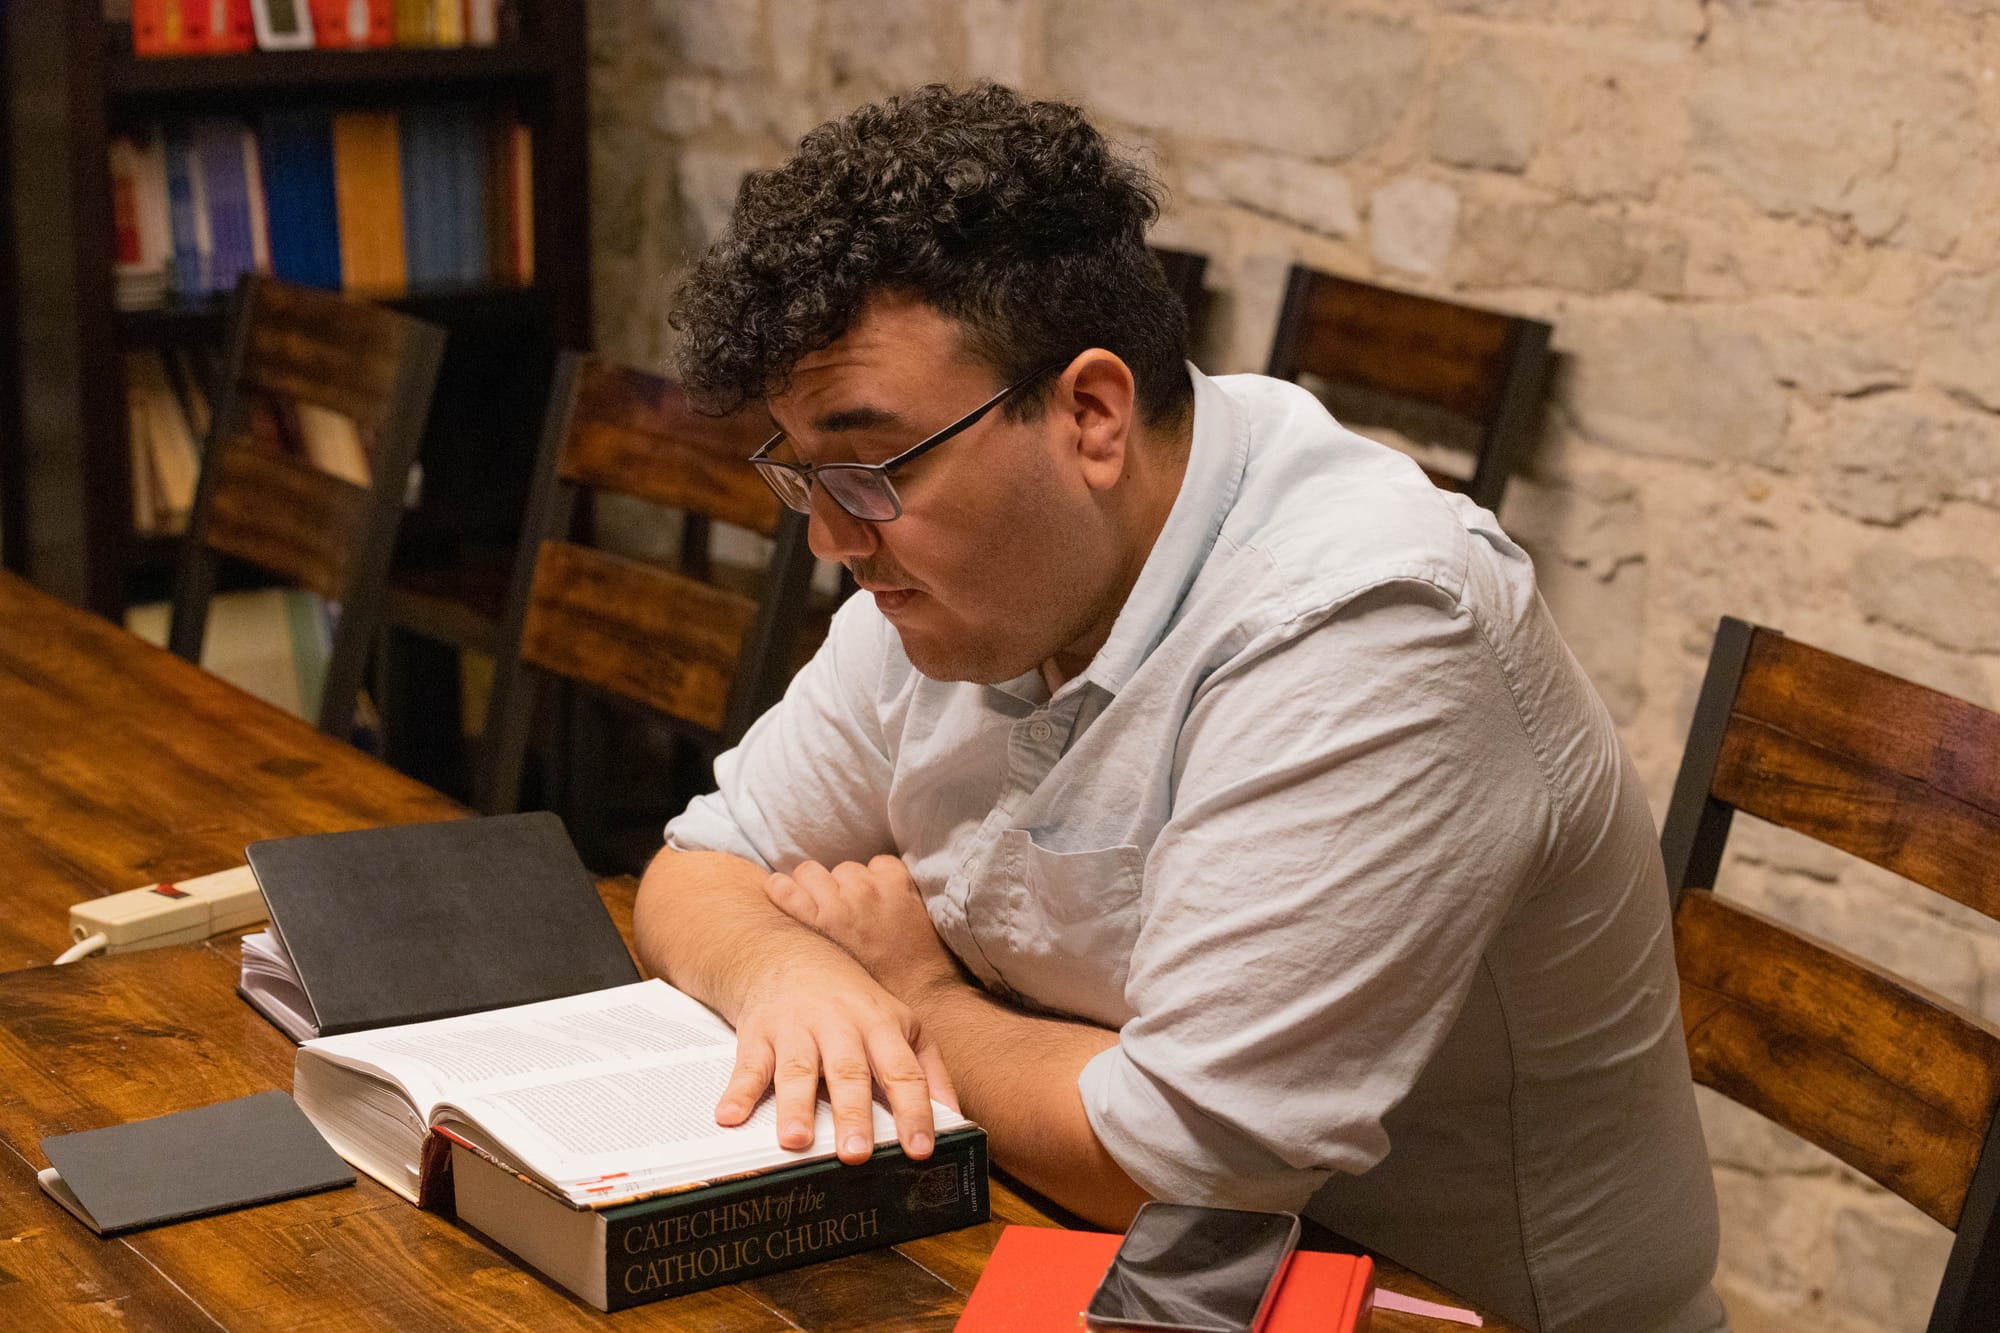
[{"left": 956, "top": 1225, "right": 1375, "bottom": 1332}]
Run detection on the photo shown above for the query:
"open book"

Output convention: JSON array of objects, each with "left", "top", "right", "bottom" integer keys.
[{"left": 293, "top": 978, "right": 972, "bottom": 1209}]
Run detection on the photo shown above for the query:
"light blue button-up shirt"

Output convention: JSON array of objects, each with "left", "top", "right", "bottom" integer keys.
[{"left": 669, "top": 368, "right": 1726, "bottom": 1333}]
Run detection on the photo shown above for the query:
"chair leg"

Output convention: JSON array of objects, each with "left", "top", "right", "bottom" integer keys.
[{"left": 377, "top": 625, "right": 469, "bottom": 799}]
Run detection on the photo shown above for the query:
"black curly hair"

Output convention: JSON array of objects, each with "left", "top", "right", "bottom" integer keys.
[{"left": 669, "top": 83, "right": 1192, "bottom": 429}]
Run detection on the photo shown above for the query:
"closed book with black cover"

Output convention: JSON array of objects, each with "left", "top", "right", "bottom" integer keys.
[
  {"left": 450, "top": 1128, "right": 989, "bottom": 1311},
  {"left": 239, "top": 812, "right": 639, "bottom": 1039},
  {"left": 38, "top": 1090, "right": 354, "bottom": 1235}
]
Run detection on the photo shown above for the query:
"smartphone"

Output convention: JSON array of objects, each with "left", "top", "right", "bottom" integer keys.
[{"left": 1084, "top": 1202, "right": 1302, "bottom": 1333}]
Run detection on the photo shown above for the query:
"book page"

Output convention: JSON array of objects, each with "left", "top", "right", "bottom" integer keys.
[{"left": 299, "top": 980, "right": 735, "bottom": 1115}]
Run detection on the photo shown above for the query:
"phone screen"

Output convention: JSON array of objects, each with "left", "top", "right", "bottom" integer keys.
[{"left": 1085, "top": 1203, "right": 1300, "bottom": 1333}]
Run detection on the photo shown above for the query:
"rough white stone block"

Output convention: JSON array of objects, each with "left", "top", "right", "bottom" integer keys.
[
  {"left": 1431, "top": 47, "right": 1539, "bottom": 172},
  {"left": 1560, "top": 308, "right": 1788, "bottom": 465},
  {"left": 1369, "top": 176, "right": 1459, "bottom": 276},
  {"left": 1850, "top": 550, "right": 2000, "bottom": 654},
  {"left": 1182, "top": 152, "right": 1359, "bottom": 238},
  {"left": 1046, "top": 2, "right": 1425, "bottom": 160},
  {"left": 653, "top": 0, "right": 762, "bottom": 73}
]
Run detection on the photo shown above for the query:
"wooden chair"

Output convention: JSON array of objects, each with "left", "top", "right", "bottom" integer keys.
[
  {"left": 1264, "top": 264, "right": 1551, "bottom": 513},
  {"left": 1661, "top": 616, "right": 2000, "bottom": 1332},
  {"left": 478, "top": 351, "right": 816, "bottom": 823},
  {"left": 1151, "top": 244, "right": 1208, "bottom": 342},
  {"left": 167, "top": 275, "right": 446, "bottom": 736}
]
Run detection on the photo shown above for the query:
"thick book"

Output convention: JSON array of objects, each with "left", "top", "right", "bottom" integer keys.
[
  {"left": 957, "top": 1225, "right": 1377, "bottom": 1332},
  {"left": 38, "top": 1091, "right": 354, "bottom": 1235},
  {"left": 291, "top": 979, "right": 986, "bottom": 1307},
  {"left": 237, "top": 811, "right": 639, "bottom": 1041}
]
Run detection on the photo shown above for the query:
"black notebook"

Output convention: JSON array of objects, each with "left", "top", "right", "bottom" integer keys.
[
  {"left": 237, "top": 811, "right": 641, "bottom": 1040},
  {"left": 39, "top": 1091, "right": 354, "bottom": 1235}
]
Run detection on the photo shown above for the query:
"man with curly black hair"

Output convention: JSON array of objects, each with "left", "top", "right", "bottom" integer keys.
[{"left": 635, "top": 84, "right": 1725, "bottom": 1333}]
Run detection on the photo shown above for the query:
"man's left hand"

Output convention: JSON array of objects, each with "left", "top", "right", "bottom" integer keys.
[{"left": 764, "top": 855, "right": 960, "bottom": 1001}]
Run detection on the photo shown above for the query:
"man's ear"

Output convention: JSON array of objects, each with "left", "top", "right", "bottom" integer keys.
[{"left": 1062, "top": 351, "right": 1137, "bottom": 493}]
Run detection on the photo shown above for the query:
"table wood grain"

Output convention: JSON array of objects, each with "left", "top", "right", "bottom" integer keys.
[{"left": 0, "top": 573, "right": 1512, "bottom": 1329}]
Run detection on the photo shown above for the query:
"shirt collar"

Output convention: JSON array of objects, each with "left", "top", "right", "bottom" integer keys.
[{"left": 1064, "top": 364, "right": 1247, "bottom": 700}]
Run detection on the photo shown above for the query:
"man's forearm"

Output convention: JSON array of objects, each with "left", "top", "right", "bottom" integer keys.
[
  {"left": 635, "top": 847, "right": 854, "bottom": 1021},
  {"left": 904, "top": 977, "right": 1151, "bottom": 1230}
]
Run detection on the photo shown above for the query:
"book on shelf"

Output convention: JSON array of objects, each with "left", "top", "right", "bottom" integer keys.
[
  {"left": 293, "top": 978, "right": 988, "bottom": 1310},
  {"left": 124, "top": 349, "right": 204, "bottom": 533},
  {"left": 237, "top": 812, "right": 640, "bottom": 1042},
  {"left": 109, "top": 105, "right": 534, "bottom": 308},
  {"left": 129, "top": 0, "right": 505, "bottom": 54}
]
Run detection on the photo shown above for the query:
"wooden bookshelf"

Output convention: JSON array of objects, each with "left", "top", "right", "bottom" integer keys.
[{"left": 1, "top": 1, "right": 591, "bottom": 618}]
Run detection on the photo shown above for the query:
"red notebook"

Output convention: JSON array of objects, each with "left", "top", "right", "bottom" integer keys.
[{"left": 956, "top": 1225, "right": 1375, "bottom": 1332}]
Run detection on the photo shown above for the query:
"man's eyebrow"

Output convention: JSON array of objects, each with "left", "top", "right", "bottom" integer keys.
[{"left": 813, "top": 404, "right": 903, "bottom": 433}]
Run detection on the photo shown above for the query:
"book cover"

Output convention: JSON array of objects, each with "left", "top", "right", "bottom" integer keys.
[
  {"left": 240, "top": 126, "right": 272, "bottom": 273},
  {"left": 260, "top": 109, "right": 343, "bottom": 290},
  {"left": 309, "top": 0, "right": 371, "bottom": 48},
  {"left": 509, "top": 121, "right": 533, "bottom": 282},
  {"left": 212, "top": 0, "right": 256, "bottom": 53},
  {"left": 132, "top": 0, "right": 172, "bottom": 56},
  {"left": 240, "top": 812, "right": 639, "bottom": 1039},
  {"left": 452, "top": 1128, "right": 989, "bottom": 1311},
  {"left": 162, "top": 125, "right": 203, "bottom": 299},
  {"left": 957, "top": 1226, "right": 1377, "bottom": 1332},
  {"left": 178, "top": 0, "right": 214, "bottom": 53},
  {"left": 431, "top": 0, "right": 464, "bottom": 46},
  {"left": 38, "top": 1091, "right": 353, "bottom": 1236},
  {"left": 331, "top": 110, "right": 406, "bottom": 294},
  {"left": 393, "top": 0, "right": 432, "bottom": 44},
  {"left": 192, "top": 118, "right": 254, "bottom": 295}
]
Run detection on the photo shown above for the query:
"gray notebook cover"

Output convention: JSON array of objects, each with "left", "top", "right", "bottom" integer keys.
[
  {"left": 245, "top": 811, "right": 641, "bottom": 1036},
  {"left": 39, "top": 1090, "right": 353, "bottom": 1235}
]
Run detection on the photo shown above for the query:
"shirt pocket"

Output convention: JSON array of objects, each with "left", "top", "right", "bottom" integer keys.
[{"left": 976, "top": 827, "right": 1144, "bottom": 1028}]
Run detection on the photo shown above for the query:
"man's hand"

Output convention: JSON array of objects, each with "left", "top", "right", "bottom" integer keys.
[
  {"left": 762, "top": 855, "right": 962, "bottom": 1001},
  {"left": 713, "top": 950, "right": 959, "bottom": 1166}
]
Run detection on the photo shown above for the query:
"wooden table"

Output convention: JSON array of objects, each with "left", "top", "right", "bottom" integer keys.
[{"left": 0, "top": 573, "right": 1510, "bottom": 1329}]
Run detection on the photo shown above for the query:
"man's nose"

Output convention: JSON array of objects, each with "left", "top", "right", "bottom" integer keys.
[{"left": 806, "top": 487, "right": 878, "bottom": 564}]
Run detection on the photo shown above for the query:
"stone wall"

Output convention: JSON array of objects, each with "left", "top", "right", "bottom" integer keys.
[{"left": 588, "top": 4, "right": 2000, "bottom": 1329}]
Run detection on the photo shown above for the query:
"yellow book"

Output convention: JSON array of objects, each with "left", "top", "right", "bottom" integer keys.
[
  {"left": 431, "top": 0, "right": 463, "bottom": 46},
  {"left": 331, "top": 111, "right": 407, "bottom": 295}
]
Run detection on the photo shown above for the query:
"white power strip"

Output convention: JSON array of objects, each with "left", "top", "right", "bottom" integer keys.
[{"left": 64, "top": 865, "right": 268, "bottom": 959}]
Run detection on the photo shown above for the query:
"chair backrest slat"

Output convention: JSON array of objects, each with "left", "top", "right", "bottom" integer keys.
[
  {"left": 168, "top": 275, "right": 444, "bottom": 737},
  {"left": 200, "top": 444, "right": 371, "bottom": 600},
  {"left": 1730, "top": 631, "right": 2000, "bottom": 821},
  {"left": 516, "top": 540, "right": 758, "bottom": 735},
  {"left": 1714, "top": 718, "right": 2000, "bottom": 919},
  {"left": 558, "top": 360, "right": 781, "bottom": 537},
  {"left": 1662, "top": 615, "right": 2000, "bottom": 1330},
  {"left": 237, "top": 278, "right": 429, "bottom": 439},
  {"left": 1269, "top": 268, "right": 1510, "bottom": 418},
  {"left": 1264, "top": 265, "right": 1551, "bottom": 513},
  {"left": 1677, "top": 888, "right": 2000, "bottom": 1228},
  {"left": 478, "top": 351, "right": 819, "bottom": 822}
]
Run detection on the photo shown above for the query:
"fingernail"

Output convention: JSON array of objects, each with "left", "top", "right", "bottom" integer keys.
[
  {"left": 911, "top": 1132, "right": 932, "bottom": 1157},
  {"left": 785, "top": 1120, "right": 810, "bottom": 1141},
  {"left": 716, "top": 1100, "right": 740, "bottom": 1119},
  {"left": 843, "top": 1134, "right": 869, "bottom": 1156}
]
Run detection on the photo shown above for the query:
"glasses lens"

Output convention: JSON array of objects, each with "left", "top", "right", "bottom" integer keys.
[
  {"left": 752, "top": 460, "right": 813, "bottom": 514},
  {"left": 818, "top": 468, "right": 901, "bottom": 522}
]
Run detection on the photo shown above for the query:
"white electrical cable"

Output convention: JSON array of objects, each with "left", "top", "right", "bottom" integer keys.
[{"left": 54, "top": 933, "right": 110, "bottom": 966}]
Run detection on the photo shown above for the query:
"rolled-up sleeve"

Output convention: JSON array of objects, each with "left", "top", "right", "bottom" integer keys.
[
  {"left": 1078, "top": 581, "right": 1557, "bottom": 1207},
  {"left": 664, "top": 594, "right": 898, "bottom": 870}
]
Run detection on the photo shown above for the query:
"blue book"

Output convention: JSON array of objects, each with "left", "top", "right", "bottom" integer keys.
[
  {"left": 398, "top": 108, "right": 433, "bottom": 288},
  {"left": 163, "top": 125, "right": 202, "bottom": 301},
  {"left": 260, "top": 110, "right": 343, "bottom": 291},
  {"left": 449, "top": 105, "right": 489, "bottom": 286},
  {"left": 193, "top": 119, "right": 254, "bottom": 295}
]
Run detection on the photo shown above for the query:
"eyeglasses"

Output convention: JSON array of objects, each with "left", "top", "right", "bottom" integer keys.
[{"left": 749, "top": 360, "right": 1066, "bottom": 522}]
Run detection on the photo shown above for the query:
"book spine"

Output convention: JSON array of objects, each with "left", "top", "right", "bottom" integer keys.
[{"left": 602, "top": 1132, "right": 989, "bottom": 1311}]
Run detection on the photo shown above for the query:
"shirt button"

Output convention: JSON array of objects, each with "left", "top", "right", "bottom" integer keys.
[{"left": 1028, "top": 720, "right": 1053, "bottom": 742}]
